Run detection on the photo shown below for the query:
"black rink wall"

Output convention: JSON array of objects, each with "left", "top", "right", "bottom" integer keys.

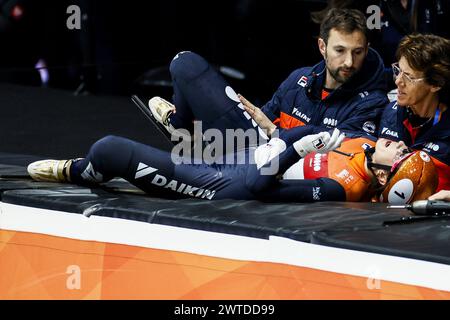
[{"left": 0, "top": 83, "right": 170, "bottom": 159}]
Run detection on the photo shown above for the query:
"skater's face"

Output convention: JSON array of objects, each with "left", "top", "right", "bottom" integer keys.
[
  {"left": 373, "top": 139, "right": 409, "bottom": 166},
  {"left": 318, "top": 29, "right": 368, "bottom": 88},
  {"left": 371, "top": 139, "right": 410, "bottom": 186}
]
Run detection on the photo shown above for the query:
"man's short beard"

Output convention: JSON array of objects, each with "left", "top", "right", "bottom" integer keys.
[
  {"left": 324, "top": 52, "right": 357, "bottom": 85},
  {"left": 327, "top": 66, "right": 356, "bottom": 85}
]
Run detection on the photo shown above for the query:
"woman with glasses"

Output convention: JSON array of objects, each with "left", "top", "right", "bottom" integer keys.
[{"left": 378, "top": 33, "right": 450, "bottom": 191}]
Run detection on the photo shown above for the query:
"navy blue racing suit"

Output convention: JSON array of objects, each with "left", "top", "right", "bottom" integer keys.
[
  {"left": 168, "top": 50, "right": 389, "bottom": 143},
  {"left": 168, "top": 51, "right": 268, "bottom": 141}
]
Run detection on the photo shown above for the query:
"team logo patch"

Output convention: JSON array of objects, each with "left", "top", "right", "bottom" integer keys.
[
  {"left": 336, "top": 169, "right": 350, "bottom": 180},
  {"left": 313, "top": 138, "right": 325, "bottom": 150},
  {"left": 362, "top": 121, "right": 376, "bottom": 134},
  {"left": 297, "top": 76, "right": 308, "bottom": 87},
  {"left": 362, "top": 143, "right": 373, "bottom": 150},
  {"left": 135, "top": 162, "right": 158, "bottom": 179},
  {"left": 81, "top": 162, "right": 103, "bottom": 183},
  {"left": 292, "top": 108, "right": 311, "bottom": 123},
  {"left": 420, "top": 151, "right": 430, "bottom": 162},
  {"left": 323, "top": 118, "right": 338, "bottom": 127},
  {"left": 359, "top": 91, "right": 369, "bottom": 98},
  {"left": 424, "top": 142, "right": 440, "bottom": 152},
  {"left": 381, "top": 127, "right": 399, "bottom": 138},
  {"left": 312, "top": 154, "right": 325, "bottom": 172},
  {"left": 134, "top": 163, "right": 216, "bottom": 199},
  {"left": 312, "top": 187, "right": 321, "bottom": 201},
  {"left": 225, "top": 86, "right": 240, "bottom": 103}
]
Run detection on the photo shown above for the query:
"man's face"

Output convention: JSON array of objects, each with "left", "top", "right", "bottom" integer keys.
[{"left": 319, "top": 29, "right": 368, "bottom": 87}]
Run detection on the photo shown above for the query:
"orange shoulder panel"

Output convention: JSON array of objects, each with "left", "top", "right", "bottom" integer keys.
[
  {"left": 279, "top": 112, "right": 306, "bottom": 129},
  {"left": 327, "top": 138, "right": 375, "bottom": 202}
]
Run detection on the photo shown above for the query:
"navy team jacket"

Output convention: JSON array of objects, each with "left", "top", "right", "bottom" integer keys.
[
  {"left": 379, "top": 101, "right": 450, "bottom": 191},
  {"left": 261, "top": 48, "right": 389, "bottom": 137}
]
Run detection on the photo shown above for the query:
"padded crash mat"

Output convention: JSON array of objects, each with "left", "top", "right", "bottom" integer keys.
[{"left": 2, "top": 156, "right": 450, "bottom": 266}]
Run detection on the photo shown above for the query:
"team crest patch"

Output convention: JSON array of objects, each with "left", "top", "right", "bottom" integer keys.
[
  {"left": 419, "top": 151, "right": 430, "bottom": 162},
  {"left": 362, "top": 121, "right": 376, "bottom": 134},
  {"left": 362, "top": 143, "right": 372, "bottom": 150},
  {"left": 297, "top": 76, "right": 308, "bottom": 87},
  {"left": 313, "top": 138, "right": 325, "bottom": 150}
]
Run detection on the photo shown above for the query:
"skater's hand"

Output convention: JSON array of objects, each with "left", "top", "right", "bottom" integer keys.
[
  {"left": 293, "top": 128, "right": 345, "bottom": 158},
  {"left": 239, "top": 94, "right": 276, "bottom": 136},
  {"left": 254, "top": 138, "right": 287, "bottom": 169}
]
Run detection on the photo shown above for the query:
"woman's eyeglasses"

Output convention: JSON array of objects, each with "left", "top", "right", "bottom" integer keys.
[{"left": 392, "top": 62, "right": 425, "bottom": 85}]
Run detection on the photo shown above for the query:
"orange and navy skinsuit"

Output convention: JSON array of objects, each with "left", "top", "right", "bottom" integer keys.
[
  {"left": 274, "top": 137, "right": 376, "bottom": 202},
  {"left": 245, "top": 136, "right": 377, "bottom": 202},
  {"left": 300, "top": 137, "right": 375, "bottom": 202},
  {"left": 379, "top": 102, "right": 450, "bottom": 191}
]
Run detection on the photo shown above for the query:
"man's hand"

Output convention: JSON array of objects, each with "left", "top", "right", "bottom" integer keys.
[
  {"left": 293, "top": 128, "right": 345, "bottom": 158},
  {"left": 429, "top": 190, "right": 450, "bottom": 202},
  {"left": 239, "top": 94, "right": 277, "bottom": 136}
]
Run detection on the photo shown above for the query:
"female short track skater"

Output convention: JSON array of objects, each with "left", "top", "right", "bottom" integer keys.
[{"left": 27, "top": 127, "right": 437, "bottom": 204}]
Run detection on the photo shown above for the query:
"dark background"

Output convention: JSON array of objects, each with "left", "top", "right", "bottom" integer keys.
[
  {"left": 0, "top": 0, "right": 326, "bottom": 103},
  {"left": 0, "top": 0, "right": 448, "bottom": 158},
  {"left": 0, "top": 0, "right": 326, "bottom": 158}
]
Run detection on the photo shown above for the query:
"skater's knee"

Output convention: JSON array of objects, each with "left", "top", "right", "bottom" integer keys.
[
  {"left": 91, "top": 135, "right": 133, "bottom": 160},
  {"left": 170, "top": 51, "right": 209, "bottom": 80}
]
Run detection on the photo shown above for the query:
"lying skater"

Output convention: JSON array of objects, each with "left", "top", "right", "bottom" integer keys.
[{"left": 27, "top": 128, "right": 437, "bottom": 204}]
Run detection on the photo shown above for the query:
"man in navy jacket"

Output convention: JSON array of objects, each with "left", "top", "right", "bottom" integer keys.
[{"left": 150, "top": 8, "right": 389, "bottom": 150}]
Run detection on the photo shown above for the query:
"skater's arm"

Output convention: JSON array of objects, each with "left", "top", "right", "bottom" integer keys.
[{"left": 247, "top": 129, "right": 345, "bottom": 193}]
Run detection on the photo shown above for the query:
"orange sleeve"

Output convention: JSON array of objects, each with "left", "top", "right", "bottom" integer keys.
[
  {"left": 327, "top": 138, "right": 375, "bottom": 202},
  {"left": 279, "top": 112, "right": 306, "bottom": 129}
]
